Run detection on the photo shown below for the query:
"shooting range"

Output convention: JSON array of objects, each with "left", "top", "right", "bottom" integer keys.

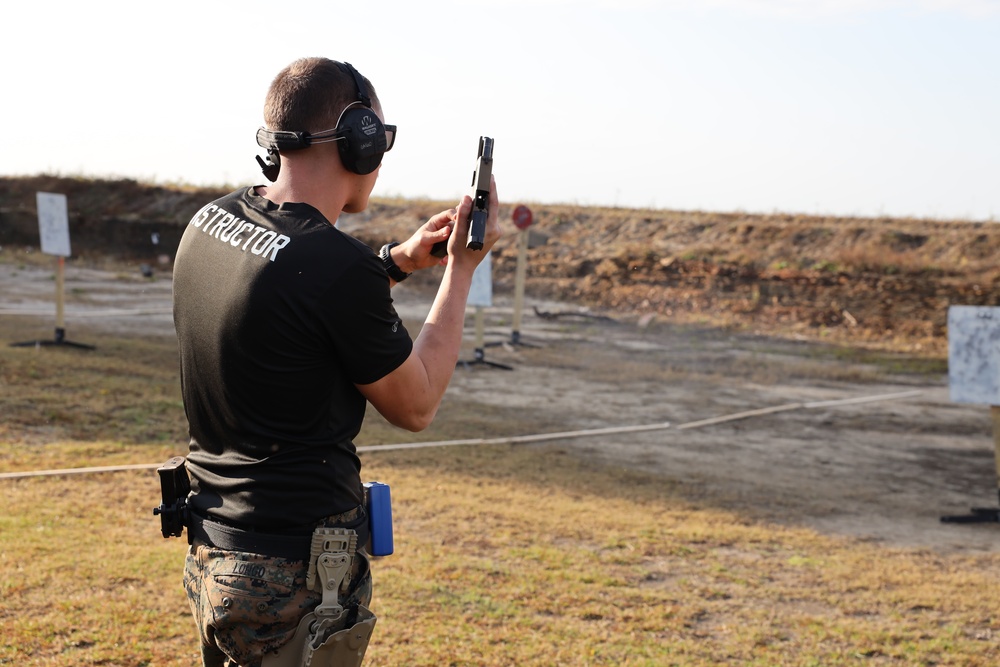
[
  {"left": 10, "top": 192, "right": 94, "bottom": 350},
  {"left": 4, "top": 182, "right": 1000, "bottom": 665},
  {"left": 943, "top": 305, "right": 1000, "bottom": 523},
  {"left": 2, "top": 0, "right": 1000, "bottom": 656}
]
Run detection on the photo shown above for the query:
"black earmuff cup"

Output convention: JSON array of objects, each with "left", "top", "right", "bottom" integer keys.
[{"left": 336, "top": 106, "right": 388, "bottom": 175}]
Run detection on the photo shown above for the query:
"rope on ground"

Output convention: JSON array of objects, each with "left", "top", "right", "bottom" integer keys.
[
  {"left": 0, "top": 462, "right": 161, "bottom": 479},
  {"left": 0, "top": 389, "right": 925, "bottom": 480},
  {"left": 0, "top": 307, "right": 173, "bottom": 317}
]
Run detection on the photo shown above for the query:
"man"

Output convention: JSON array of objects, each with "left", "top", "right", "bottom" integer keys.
[{"left": 172, "top": 57, "right": 500, "bottom": 667}]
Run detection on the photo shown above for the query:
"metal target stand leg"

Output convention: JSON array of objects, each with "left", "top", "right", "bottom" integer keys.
[
  {"left": 457, "top": 307, "right": 512, "bottom": 371},
  {"left": 459, "top": 347, "right": 513, "bottom": 371},
  {"left": 484, "top": 333, "right": 542, "bottom": 350},
  {"left": 10, "top": 256, "right": 94, "bottom": 350},
  {"left": 940, "top": 405, "right": 1000, "bottom": 523},
  {"left": 11, "top": 327, "right": 96, "bottom": 350}
]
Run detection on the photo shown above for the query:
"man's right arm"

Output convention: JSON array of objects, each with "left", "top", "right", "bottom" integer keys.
[{"left": 356, "top": 178, "right": 501, "bottom": 431}]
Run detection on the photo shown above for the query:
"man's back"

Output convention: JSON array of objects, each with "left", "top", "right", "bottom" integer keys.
[{"left": 172, "top": 187, "right": 412, "bottom": 529}]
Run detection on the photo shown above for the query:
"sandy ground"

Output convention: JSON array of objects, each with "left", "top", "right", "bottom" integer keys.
[{"left": 2, "top": 260, "right": 998, "bottom": 554}]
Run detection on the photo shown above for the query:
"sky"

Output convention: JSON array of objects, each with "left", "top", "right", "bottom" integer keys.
[{"left": 4, "top": 0, "right": 999, "bottom": 221}]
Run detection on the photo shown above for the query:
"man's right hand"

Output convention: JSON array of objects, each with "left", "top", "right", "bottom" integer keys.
[{"left": 448, "top": 174, "right": 501, "bottom": 269}]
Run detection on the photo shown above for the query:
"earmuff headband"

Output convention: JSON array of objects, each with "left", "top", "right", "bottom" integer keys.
[
  {"left": 255, "top": 127, "right": 310, "bottom": 152},
  {"left": 341, "top": 62, "right": 372, "bottom": 108}
]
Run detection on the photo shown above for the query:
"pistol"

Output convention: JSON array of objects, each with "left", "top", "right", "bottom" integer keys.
[{"left": 432, "top": 136, "right": 493, "bottom": 257}]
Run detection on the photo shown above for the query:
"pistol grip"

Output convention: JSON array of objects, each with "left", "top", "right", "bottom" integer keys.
[{"left": 430, "top": 240, "right": 448, "bottom": 258}]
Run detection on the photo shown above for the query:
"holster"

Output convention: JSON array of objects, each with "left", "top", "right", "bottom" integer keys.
[
  {"left": 153, "top": 456, "right": 190, "bottom": 539},
  {"left": 265, "top": 606, "right": 377, "bottom": 667},
  {"left": 262, "top": 527, "right": 377, "bottom": 667}
]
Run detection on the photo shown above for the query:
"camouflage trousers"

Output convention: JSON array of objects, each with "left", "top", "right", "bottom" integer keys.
[{"left": 182, "top": 522, "right": 373, "bottom": 667}]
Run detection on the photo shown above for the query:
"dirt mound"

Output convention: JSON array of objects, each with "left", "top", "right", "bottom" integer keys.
[
  {"left": 3, "top": 175, "right": 998, "bottom": 354},
  {"left": 342, "top": 199, "right": 1000, "bottom": 355}
]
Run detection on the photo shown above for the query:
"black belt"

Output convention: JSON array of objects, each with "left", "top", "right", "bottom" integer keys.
[
  {"left": 189, "top": 512, "right": 314, "bottom": 560},
  {"left": 188, "top": 507, "right": 370, "bottom": 561}
]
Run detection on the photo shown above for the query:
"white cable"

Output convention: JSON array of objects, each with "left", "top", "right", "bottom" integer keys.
[
  {"left": 0, "top": 389, "right": 924, "bottom": 480},
  {"left": 0, "top": 307, "right": 172, "bottom": 318},
  {"left": 675, "top": 403, "right": 803, "bottom": 430},
  {"left": 355, "top": 421, "right": 675, "bottom": 452},
  {"left": 0, "top": 462, "right": 161, "bottom": 479},
  {"left": 803, "top": 389, "right": 923, "bottom": 409}
]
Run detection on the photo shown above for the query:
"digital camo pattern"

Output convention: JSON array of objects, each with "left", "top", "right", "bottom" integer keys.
[{"left": 184, "top": 545, "right": 372, "bottom": 667}]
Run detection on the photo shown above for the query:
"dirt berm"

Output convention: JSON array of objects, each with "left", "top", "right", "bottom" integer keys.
[{"left": 3, "top": 175, "right": 997, "bottom": 355}]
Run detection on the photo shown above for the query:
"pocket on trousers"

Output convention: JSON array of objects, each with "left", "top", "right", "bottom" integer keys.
[{"left": 204, "top": 551, "right": 318, "bottom": 663}]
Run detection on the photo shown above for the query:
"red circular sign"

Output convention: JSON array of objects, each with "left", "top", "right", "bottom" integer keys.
[{"left": 512, "top": 205, "right": 534, "bottom": 230}]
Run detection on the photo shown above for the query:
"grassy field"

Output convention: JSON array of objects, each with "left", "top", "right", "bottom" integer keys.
[{"left": 2, "top": 319, "right": 1000, "bottom": 666}]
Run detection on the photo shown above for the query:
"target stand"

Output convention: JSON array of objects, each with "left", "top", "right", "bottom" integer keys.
[
  {"left": 457, "top": 250, "right": 511, "bottom": 370},
  {"left": 458, "top": 306, "right": 512, "bottom": 371},
  {"left": 493, "top": 205, "right": 542, "bottom": 350},
  {"left": 940, "top": 404, "right": 1000, "bottom": 524},
  {"left": 11, "top": 258, "right": 94, "bottom": 350},
  {"left": 11, "top": 194, "right": 94, "bottom": 350}
]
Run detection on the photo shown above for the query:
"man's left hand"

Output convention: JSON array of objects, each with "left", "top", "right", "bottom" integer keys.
[{"left": 390, "top": 208, "right": 459, "bottom": 274}]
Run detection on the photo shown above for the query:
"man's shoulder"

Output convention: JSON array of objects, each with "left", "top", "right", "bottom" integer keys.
[
  {"left": 205, "top": 187, "right": 248, "bottom": 208},
  {"left": 335, "top": 229, "right": 377, "bottom": 255}
]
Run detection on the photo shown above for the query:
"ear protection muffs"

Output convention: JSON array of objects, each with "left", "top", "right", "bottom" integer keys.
[
  {"left": 333, "top": 63, "right": 389, "bottom": 176},
  {"left": 255, "top": 61, "right": 389, "bottom": 180}
]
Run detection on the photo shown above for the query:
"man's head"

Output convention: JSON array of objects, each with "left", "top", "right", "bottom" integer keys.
[
  {"left": 259, "top": 58, "right": 395, "bottom": 178},
  {"left": 264, "top": 57, "right": 378, "bottom": 137}
]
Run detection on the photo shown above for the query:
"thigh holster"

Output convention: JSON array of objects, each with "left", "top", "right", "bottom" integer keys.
[{"left": 262, "top": 528, "right": 377, "bottom": 667}]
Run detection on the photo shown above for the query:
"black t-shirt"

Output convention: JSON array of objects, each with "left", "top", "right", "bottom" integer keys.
[{"left": 172, "top": 187, "right": 413, "bottom": 530}]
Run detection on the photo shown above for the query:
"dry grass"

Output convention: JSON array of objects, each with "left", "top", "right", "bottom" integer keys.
[
  {"left": 1, "top": 312, "right": 999, "bottom": 666},
  {"left": 4, "top": 440, "right": 1000, "bottom": 666},
  {"left": 0, "top": 319, "right": 186, "bottom": 449}
]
